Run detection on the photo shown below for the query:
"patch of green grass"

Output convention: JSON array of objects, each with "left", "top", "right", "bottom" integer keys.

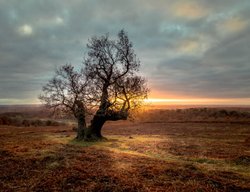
[
  {"left": 69, "top": 139, "right": 97, "bottom": 147},
  {"left": 193, "top": 158, "right": 217, "bottom": 164},
  {"left": 145, "top": 151, "right": 164, "bottom": 159},
  {"left": 45, "top": 134, "right": 73, "bottom": 144}
]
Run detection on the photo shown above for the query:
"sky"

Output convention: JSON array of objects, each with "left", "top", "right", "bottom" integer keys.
[{"left": 0, "top": 0, "right": 250, "bottom": 105}]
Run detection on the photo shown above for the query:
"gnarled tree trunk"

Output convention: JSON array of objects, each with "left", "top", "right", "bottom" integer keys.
[
  {"left": 84, "top": 109, "right": 128, "bottom": 141},
  {"left": 84, "top": 113, "right": 106, "bottom": 140},
  {"left": 75, "top": 101, "right": 87, "bottom": 140},
  {"left": 76, "top": 112, "right": 86, "bottom": 140},
  {"left": 76, "top": 83, "right": 129, "bottom": 141},
  {"left": 83, "top": 85, "right": 110, "bottom": 141}
]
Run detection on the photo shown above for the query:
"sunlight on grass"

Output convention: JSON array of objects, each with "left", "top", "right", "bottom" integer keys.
[
  {"left": 70, "top": 139, "right": 98, "bottom": 147},
  {"left": 66, "top": 134, "right": 250, "bottom": 179},
  {"left": 45, "top": 134, "right": 73, "bottom": 144}
]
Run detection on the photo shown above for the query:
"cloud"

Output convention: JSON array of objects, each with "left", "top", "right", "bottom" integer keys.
[
  {"left": 0, "top": 0, "right": 249, "bottom": 104},
  {"left": 219, "top": 17, "right": 248, "bottom": 34},
  {"left": 55, "top": 16, "right": 64, "bottom": 24},
  {"left": 176, "top": 40, "right": 201, "bottom": 55},
  {"left": 153, "top": 25, "right": 250, "bottom": 98},
  {"left": 35, "top": 16, "right": 65, "bottom": 28},
  {"left": 172, "top": 1, "right": 209, "bottom": 20},
  {"left": 18, "top": 24, "right": 33, "bottom": 35}
]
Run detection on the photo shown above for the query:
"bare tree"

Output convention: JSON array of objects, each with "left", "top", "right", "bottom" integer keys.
[
  {"left": 83, "top": 30, "right": 148, "bottom": 140},
  {"left": 40, "top": 30, "right": 148, "bottom": 141}
]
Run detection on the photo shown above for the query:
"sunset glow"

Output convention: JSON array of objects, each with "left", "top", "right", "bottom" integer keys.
[{"left": 145, "top": 98, "right": 250, "bottom": 105}]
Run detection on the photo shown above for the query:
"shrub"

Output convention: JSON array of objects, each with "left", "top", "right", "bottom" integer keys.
[
  {"left": 31, "top": 119, "right": 44, "bottom": 127},
  {"left": 22, "top": 119, "right": 31, "bottom": 127},
  {"left": 0, "top": 116, "right": 12, "bottom": 125},
  {"left": 45, "top": 120, "right": 53, "bottom": 126},
  {"left": 11, "top": 117, "right": 23, "bottom": 127},
  {"left": 50, "top": 121, "right": 61, "bottom": 126}
]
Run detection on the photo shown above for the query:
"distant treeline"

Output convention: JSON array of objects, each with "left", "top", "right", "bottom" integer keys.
[
  {"left": 137, "top": 108, "right": 250, "bottom": 123},
  {"left": 0, "top": 112, "right": 65, "bottom": 127}
]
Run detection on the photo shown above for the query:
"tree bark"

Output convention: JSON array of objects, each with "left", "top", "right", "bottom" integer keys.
[
  {"left": 76, "top": 112, "right": 86, "bottom": 140},
  {"left": 84, "top": 113, "right": 106, "bottom": 141},
  {"left": 84, "top": 110, "right": 128, "bottom": 141},
  {"left": 82, "top": 84, "right": 110, "bottom": 141},
  {"left": 75, "top": 101, "right": 87, "bottom": 140}
]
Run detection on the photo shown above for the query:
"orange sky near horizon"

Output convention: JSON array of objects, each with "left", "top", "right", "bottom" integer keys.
[
  {"left": 1, "top": 96, "right": 250, "bottom": 106},
  {"left": 145, "top": 98, "right": 250, "bottom": 105},
  {"left": 146, "top": 90, "right": 250, "bottom": 105}
]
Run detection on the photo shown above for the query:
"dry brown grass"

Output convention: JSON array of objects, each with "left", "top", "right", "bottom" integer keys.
[
  {"left": 0, "top": 119, "right": 250, "bottom": 191},
  {"left": 136, "top": 107, "right": 250, "bottom": 123}
]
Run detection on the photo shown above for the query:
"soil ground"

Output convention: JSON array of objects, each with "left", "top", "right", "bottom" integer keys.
[{"left": 0, "top": 121, "right": 250, "bottom": 191}]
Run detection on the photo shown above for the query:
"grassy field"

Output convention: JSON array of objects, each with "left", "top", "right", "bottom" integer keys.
[{"left": 1, "top": 118, "right": 250, "bottom": 191}]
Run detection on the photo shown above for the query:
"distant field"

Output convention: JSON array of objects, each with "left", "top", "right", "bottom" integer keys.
[
  {"left": 137, "top": 107, "right": 250, "bottom": 123},
  {"left": 1, "top": 120, "right": 250, "bottom": 191}
]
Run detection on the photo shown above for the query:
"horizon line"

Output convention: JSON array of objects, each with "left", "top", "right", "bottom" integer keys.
[{"left": 1, "top": 97, "right": 250, "bottom": 106}]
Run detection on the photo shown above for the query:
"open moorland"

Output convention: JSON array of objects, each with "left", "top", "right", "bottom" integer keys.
[{"left": 0, "top": 106, "right": 250, "bottom": 191}]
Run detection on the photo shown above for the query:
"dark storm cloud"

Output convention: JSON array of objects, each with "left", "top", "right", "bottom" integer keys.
[{"left": 0, "top": 0, "right": 249, "bottom": 104}]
